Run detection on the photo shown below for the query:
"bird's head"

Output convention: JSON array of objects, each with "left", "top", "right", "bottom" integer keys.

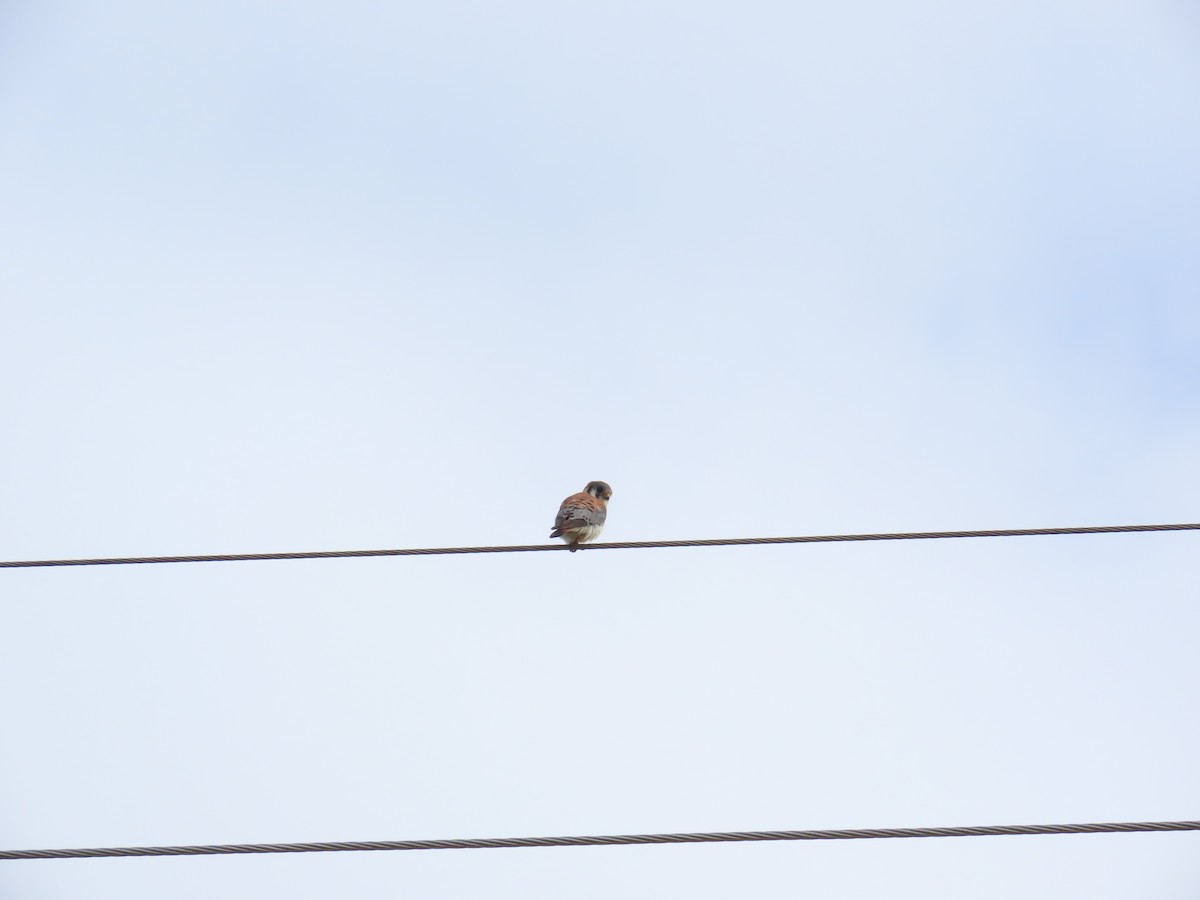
[{"left": 585, "top": 481, "right": 613, "bottom": 502}]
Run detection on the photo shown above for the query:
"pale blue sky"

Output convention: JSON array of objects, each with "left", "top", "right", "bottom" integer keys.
[{"left": 2, "top": 2, "right": 1200, "bottom": 898}]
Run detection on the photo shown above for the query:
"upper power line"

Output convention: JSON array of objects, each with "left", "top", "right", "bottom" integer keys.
[
  {"left": 2, "top": 818, "right": 1198, "bottom": 861},
  {"left": 0, "top": 522, "right": 1196, "bottom": 570}
]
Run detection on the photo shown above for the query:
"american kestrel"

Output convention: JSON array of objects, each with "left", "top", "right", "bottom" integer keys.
[{"left": 550, "top": 481, "right": 613, "bottom": 551}]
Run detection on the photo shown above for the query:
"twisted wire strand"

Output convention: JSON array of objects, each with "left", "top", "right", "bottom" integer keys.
[
  {"left": 3, "top": 820, "right": 1198, "bottom": 861},
  {"left": 1, "top": 522, "right": 1197, "bottom": 569}
]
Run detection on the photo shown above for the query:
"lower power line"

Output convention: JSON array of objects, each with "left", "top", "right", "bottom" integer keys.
[
  {"left": 2, "top": 522, "right": 1197, "bottom": 569},
  {"left": 3, "top": 819, "right": 1199, "bottom": 861}
]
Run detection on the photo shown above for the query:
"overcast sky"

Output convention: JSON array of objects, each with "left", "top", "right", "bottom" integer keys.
[{"left": 3, "top": 1, "right": 1200, "bottom": 897}]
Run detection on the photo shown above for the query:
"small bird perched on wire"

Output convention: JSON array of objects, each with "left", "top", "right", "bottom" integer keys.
[{"left": 550, "top": 481, "right": 613, "bottom": 551}]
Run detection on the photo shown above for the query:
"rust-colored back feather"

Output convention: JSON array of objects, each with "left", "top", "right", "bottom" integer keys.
[{"left": 550, "top": 491, "right": 606, "bottom": 537}]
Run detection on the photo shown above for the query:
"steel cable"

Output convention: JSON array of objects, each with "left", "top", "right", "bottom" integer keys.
[
  {"left": 1, "top": 522, "right": 1197, "bottom": 569},
  {"left": 3, "top": 819, "right": 1198, "bottom": 861}
]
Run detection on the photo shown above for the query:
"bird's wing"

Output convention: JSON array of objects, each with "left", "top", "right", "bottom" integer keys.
[{"left": 552, "top": 492, "right": 607, "bottom": 533}]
